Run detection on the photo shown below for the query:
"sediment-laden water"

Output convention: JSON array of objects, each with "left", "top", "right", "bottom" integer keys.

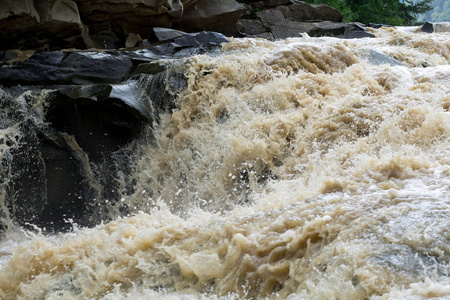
[{"left": 0, "top": 26, "right": 449, "bottom": 299}]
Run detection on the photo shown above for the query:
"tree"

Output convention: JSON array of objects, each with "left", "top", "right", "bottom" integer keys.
[
  {"left": 398, "top": 0, "right": 434, "bottom": 24},
  {"left": 306, "top": 0, "right": 433, "bottom": 25}
]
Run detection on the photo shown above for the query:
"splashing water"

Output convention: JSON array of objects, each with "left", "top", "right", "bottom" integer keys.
[{"left": 0, "top": 27, "right": 449, "bottom": 299}]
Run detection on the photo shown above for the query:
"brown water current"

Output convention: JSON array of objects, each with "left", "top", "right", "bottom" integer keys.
[{"left": 0, "top": 27, "right": 449, "bottom": 299}]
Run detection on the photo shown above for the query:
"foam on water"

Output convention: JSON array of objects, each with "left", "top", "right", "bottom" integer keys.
[{"left": 0, "top": 27, "right": 449, "bottom": 299}]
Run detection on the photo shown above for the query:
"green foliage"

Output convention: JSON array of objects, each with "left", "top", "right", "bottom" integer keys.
[{"left": 304, "top": 0, "right": 433, "bottom": 25}]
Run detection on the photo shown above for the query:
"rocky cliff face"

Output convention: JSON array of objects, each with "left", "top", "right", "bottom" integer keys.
[
  {"left": 0, "top": 30, "right": 229, "bottom": 231},
  {"left": 237, "top": 0, "right": 375, "bottom": 39},
  {"left": 1, "top": 0, "right": 380, "bottom": 51},
  {"left": 0, "top": 1, "right": 390, "bottom": 231},
  {"left": 0, "top": 0, "right": 245, "bottom": 50}
]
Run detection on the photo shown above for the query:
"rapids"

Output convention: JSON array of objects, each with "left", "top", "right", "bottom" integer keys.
[{"left": 0, "top": 26, "right": 449, "bottom": 299}]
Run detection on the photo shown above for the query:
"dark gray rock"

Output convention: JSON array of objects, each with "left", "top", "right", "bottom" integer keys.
[
  {"left": 237, "top": 19, "right": 268, "bottom": 36},
  {"left": 359, "top": 49, "right": 402, "bottom": 66},
  {"left": 248, "top": 2, "right": 264, "bottom": 8},
  {"left": 311, "top": 21, "right": 348, "bottom": 36},
  {"left": 340, "top": 23, "right": 375, "bottom": 39},
  {"left": 270, "top": 20, "right": 309, "bottom": 39},
  {"left": 0, "top": 0, "right": 86, "bottom": 50},
  {"left": 172, "top": 31, "right": 229, "bottom": 49},
  {"left": 0, "top": 51, "right": 133, "bottom": 87},
  {"left": 420, "top": 22, "right": 450, "bottom": 33},
  {"left": 74, "top": 0, "right": 182, "bottom": 47},
  {"left": 1, "top": 66, "right": 185, "bottom": 231},
  {"left": 255, "top": 32, "right": 275, "bottom": 40},
  {"left": 258, "top": 0, "right": 292, "bottom": 7},
  {"left": 270, "top": 20, "right": 347, "bottom": 39},
  {"left": 0, "top": 28, "right": 231, "bottom": 232},
  {"left": 0, "top": 88, "right": 98, "bottom": 231},
  {"left": 256, "top": 8, "right": 286, "bottom": 26},
  {"left": 0, "top": 51, "right": 18, "bottom": 62},
  {"left": 45, "top": 88, "right": 148, "bottom": 161},
  {"left": 0, "top": 31, "right": 228, "bottom": 87},
  {"left": 367, "top": 23, "right": 390, "bottom": 29},
  {"left": 145, "top": 31, "right": 229, "bottom": 58},
  {"left": 281, "top": 1, "right": 344, "bottom": 22},
  {"left": 244, "top": 1, "right": 354, "bottom": 39},
  {"left": 0, "top": 0, "right": 240, "bottom": 50},
  {"left": 420, "top": 22, "right": 434, "bottom": 33},
  {"left": 177, "top": 0, "right": 245, "bottom": 35},
  {"left": 342, "top": 30, "right": 375, "bottom": 39},
  {"left": 153, "top": 27, "right": 187, "bottom": 41},
  {"left": 269, "top": 20, "right": 374, "bottom": 39}
]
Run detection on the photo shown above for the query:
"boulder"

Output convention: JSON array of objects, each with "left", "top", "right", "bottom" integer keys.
[
  {"left": 270, "top": 20, "right": 350, "bottom": 39},
  {"left": 177, "top": 0, "right": 245, "bottom": 35},
  {"left": 257, "top": 0, "right": 292, "bottom": 7},
  {"left": 0, "top": 30, "right": 228, "bottom": 231},
  {"left": 1, "top": 88, "right": 97, "bottom": 231},
  {"left": 279, "top": 1, "right": 344, "bottom": 22},
  {"left": 73, "top": 0, "right": 184, "bottom": 46},
  {"left": 256, "top": 8, "right": 285, "bottom": 26},
  {"left": 171, "top": 31, "right": 229, "bottom": 50},
  {"left": 44, "top": 86, "right": 150, "bottom": 161},
  {"left": 2, "top": 66, "right": 186, "bottom": 231},
  {"left": 0, "top": 51, "right": 134, "bottom": 86},
  {"left": 341, "top": 23, "right": 375, "bottom": 39},
  {"left": 255, "top": 32, "right": 275, "bottom": 40},
  {"left": 358, "top": 49, "right": 402, "bottom": 66},
  {"left": 0, "top": 31, "right": 228, "bottom": 87},
  {"left": 419, "top": 22, "right": 450, "bottom": 33},
  {"left": 419, "top": 22, "right": 434, "bottom": 33},
  {"left": 244, "top": 2, "right": 368, "bottom": 40},
  {"left": 342, "top": 30, "right": 375, "bottom": 39},
  {"left": 270, "top": 20, "right": 311, "bottom": 39},
  {"left": 237, "top": 19, "right": 268, "bottom": 36},
  {"left": 153, "top": 27, "right": 187, "bottom": 41},
  {"left": 138, "top": 31, "right": 229, "bottom": 58},
  {"left": 0, "top": 0, "right": 86, "bottom": 50},
  {"left": 125, "top": 33, "right": 142, "bottom": 48},
  {"left": 0, "top": 0, "right": 239, "bottom": 50}
]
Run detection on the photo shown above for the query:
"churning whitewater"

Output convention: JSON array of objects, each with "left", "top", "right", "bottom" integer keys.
[{"left": 0, "top": 26, "right": 449, "bottom": 299}]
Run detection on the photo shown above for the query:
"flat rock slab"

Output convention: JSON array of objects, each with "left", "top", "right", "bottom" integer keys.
[
  {"left": 177, "top": 0, "right": 245, "bottom": 35},
  {"left": 280, "top": 1, "right": 344, "bottom": 22},
  {"left": 358, "top": 49, "right": 402, "bottom": 66},
  {"left": 237, "top": 19, "right": 268, "bottom": 36},
  {"left": 0, "top": 31, "right": 229, "bottom": 87},
  {"left": 0, "top": 51, "right": 133, "bottom": 86},
  {"left": 256, "top": 8, "right": 285, "bottom": 26}
]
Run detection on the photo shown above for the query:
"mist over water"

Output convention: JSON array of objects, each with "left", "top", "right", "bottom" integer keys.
[{"left": 0, "top": 27, "right": 449, "bottom": 299}]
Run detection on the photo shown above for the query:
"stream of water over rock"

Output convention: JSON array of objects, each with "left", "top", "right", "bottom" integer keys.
[{"left": 0, "top": 26, "right": 449, "bottom": 299}]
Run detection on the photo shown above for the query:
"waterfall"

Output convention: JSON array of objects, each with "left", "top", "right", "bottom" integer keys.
[{"left": 0, "top": 26, "right": 449, "bottom": 299}]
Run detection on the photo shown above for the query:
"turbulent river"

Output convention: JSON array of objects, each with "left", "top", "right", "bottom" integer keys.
[{"left": 0, "top": 26, "right": 449, "bottom": 299}]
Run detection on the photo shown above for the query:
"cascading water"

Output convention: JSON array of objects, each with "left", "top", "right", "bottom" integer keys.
[{"left": 0, "top": 26, "right": 449, "bottom": 299}]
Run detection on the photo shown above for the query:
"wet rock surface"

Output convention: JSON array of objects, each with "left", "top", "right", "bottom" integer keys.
[
  {"left": 0, "top": 31, "right": 228, "bottom": 87},
  {"left": 0, "top": 0, "right": 242, "bottom": 50},
  {"left": 0, "top": 1, "right": 389, "bottom": 231},
  {"left": 1, "top": 0, "right": 378, "bottom": 51},
  {"left": 419, "top": 21, "right": 450, "bottom": 33},
  {"left": 0, "top": 0, "right": 86, "bottom": 50},
  {"left": 358, "top": 49, "right": 403, "bottom": 66},
  {"left": 238, "top": 1, "right": 374, "bottom": 39},
  {"left": 0, "top": 31, "right": 223, "bottom": 231},
  {"left": 176, "top": 0, "right": 245, "bottom": 35}
]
